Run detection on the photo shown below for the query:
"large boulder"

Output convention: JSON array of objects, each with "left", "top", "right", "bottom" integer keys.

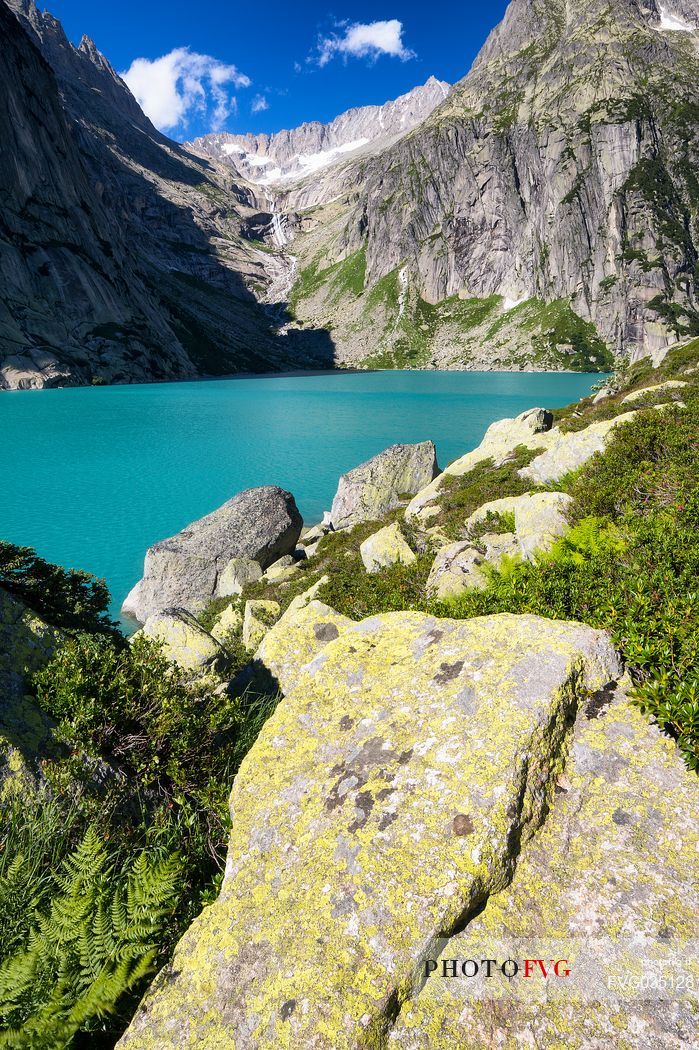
[
  {"left": 360, "top": 522, "right": 416, "bottom": 574},
  {"left": 122, "top": 487, "right": 302, "bottom": 624},
  {"left": 389, "top": 685, "right": 699, "bottom": 1048},
  {"left": 139, "top": 609, "right": 227, "bottom": 673},
  {"left": 120, "top": 608, "right": 621, "bottom": 1050},
  {"left": 519, "top": 413, "right": 639, "bottom": 486},
  {"left": 329, "top": 442, "right": 439, "bottom": 530}
]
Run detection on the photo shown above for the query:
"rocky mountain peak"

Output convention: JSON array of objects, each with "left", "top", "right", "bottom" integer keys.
[{"left": 187, "top": 76, "right": 450, "bottom": 187}]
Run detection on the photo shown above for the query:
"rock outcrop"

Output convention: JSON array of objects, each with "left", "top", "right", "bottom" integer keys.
[
  {"left": 284, "top": 0, "right": 699, "bottom": 367},
  {"left": 389, "top": 686, "right": 699, "bottom": 1048},
  {"left": 120, "top": 606, "right": 623, "bottom": 1049},
  {"left": 0, "top": 0, "right": 337, "bottom": 389},
  {"left": 330, "top": 442, "right": 439, "bottom": 530},
  {"left": 122, "top": 487, "right": 302, "bottom": 624},
  {"left": 360, "top": 522, "right": 416, "bottom": 574},
  {"left": 139, "top": 609, "right": 226, "bottom": 673},
  {"left": 189, "top": 77, "right": 450, "bottom": 187}
]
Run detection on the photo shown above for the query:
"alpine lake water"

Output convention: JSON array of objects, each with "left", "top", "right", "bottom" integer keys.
[{"left": 1, "top": 370, "right": 605, "bottom": 628}]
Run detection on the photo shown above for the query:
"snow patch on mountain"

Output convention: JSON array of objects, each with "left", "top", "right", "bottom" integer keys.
[
  {"left": 188, "top": 77, "right": 449, "bottom": 188},
  {"left": 656, "top": 4, "right": 695, "bottom": 31}
]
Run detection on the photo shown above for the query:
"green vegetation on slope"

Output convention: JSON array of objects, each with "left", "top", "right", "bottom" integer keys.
[{"left": 0, "top": 573, "right": 277, "bottom": 1046}]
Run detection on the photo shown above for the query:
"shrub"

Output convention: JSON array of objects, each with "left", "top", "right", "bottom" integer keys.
[
  {"left": 439, "top": 404, "right": 699, "bottom": 771},
  {"left": 0, "top": 542, "right": 115, "bottom": 635},
  {"left": 32, "top": 634, "right": 271, "bottom": 810}
]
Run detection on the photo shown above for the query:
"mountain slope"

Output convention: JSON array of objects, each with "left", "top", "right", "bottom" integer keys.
[
  {"left": 0, "top": 0, "right": 335, "bottom": 389},
  {"left": 282, "top": 0, "right": 699, "bottom": 369}
]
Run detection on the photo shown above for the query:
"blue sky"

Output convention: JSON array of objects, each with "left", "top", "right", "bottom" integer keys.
[{"left": 48, "top": 1, "right": 509, "bottom": 140}]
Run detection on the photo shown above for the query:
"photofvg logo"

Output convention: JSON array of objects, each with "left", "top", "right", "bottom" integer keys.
[
  {"left": 425, "top": 957, "right": 571, "bottom": 980},
  {"left": 414, "top": 937, "right": 699, "bottom": 1004}
]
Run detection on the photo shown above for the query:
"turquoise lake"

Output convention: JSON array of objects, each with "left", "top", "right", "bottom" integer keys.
[{"left": 1, "top": 370, "right": 603, "bottom": 624}]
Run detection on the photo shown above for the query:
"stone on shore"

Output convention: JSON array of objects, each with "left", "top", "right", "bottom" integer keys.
[
  {"left": 360, "top": 522, "right": 416, "bottom": 574},
  {"left": 119, "top": 610, "right": 620, "bottom": 1050},
  {"left": 215, "top": 558, "right": 262, "bottom": 598},
  {"left": 242, "top": 599, "right": 281, "bottom": 651},
  {"left": 122, "top": 487, "right": 302, "bottom": 624},
  {"left": 330, "top": 442, "right": 439, "bottom": 530},
  {"left": 140, "top": 609, "right": 226, "bottom": 673}
]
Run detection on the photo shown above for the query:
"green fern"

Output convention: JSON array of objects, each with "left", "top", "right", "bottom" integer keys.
[{"left": 0, "top": 823, "right": 181, "bottom": 1048}]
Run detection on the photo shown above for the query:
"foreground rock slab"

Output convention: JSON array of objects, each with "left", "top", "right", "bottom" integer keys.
[
  {"left": 121, "top": 610, "right": 620, "bottom": 1049},
  {"left": 122, "top": 487, "right": 302, "bottom": 623},
  {"left": 330, "top": 442, "right": 439, "bottom": 530},
  {"left": 389, "top": 688, "right": 699, "bottom": 1048}
]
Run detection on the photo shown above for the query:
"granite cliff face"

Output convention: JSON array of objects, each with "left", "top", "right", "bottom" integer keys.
[
  {"left": 0, "top": 0, "right": 334, "bottom": 389},
  {"left": 283, "top": 0, "right": 699, "bottom": 369},
  {"left": 1, "top": 0, "right": 698, "bottom": 386}
]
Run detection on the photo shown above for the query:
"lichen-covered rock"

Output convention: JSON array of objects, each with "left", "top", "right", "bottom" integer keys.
[
  {"left": 120, "top": 610, "right": 620, "bottom": 1050},
  {"left": 466, "top": 492, "right": 571, "bottom": 561},
  {"left": 330, "top": 442, "right": 439, "bottom": 530},
  {"left": 122, "top": 487, "right": 302, "bottom": 624},
  {"left": 140, "top": 609, "right": 226, "bottom": 673},
  {"left": 389, "top": 686, "right": 699, "bottom": 1049},
  {"left": 255, "top": 597, "right": 350, "bottom": 694},
  {"left": 514, "top": 491, "right": 572, "bottom": 559},
  {"left": 621, "top": 379, "right": 688, "bottom": 404},
  {"left": 407, "top": 409, "right": 553, "bottom": 519},
  {"left": 0, "top": 589, "right": 63, "bottom": 797},
  {"left": 263, "top": 556, "right": 302, "bottom": 583},
  {"left": 466, "top": 495, "right": 523, "bottom": 532},
  {"left": 215, "top": 558, "right": 262, "bottom": 598},
  {"left": 426, "top": 541, "right": 488, "bottom": 599},
  {"left": 360, "top": 522, "right": 417, "bottom": 574},
  {"left": 210, "top": 604, "right": 244, "bottom": 646},
  {"left": 242, "top": 599, "right": 281, "bottom": 651},
  {"left": 480, "top": 531, "right": 519, "bottom": 562},
  {"left": 519, "top": 413, "right": 638, "bottom": 485}
]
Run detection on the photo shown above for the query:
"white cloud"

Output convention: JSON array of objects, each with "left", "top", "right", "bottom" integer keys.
[
  {"left": 251, "top": 94, "right": 269, "bottom": 113},
  {"left": 316, "top": 19, "right": 415, "bottom": 67},
  {"left": 120, "top": 48, "right": 251, "bottom": 133}
]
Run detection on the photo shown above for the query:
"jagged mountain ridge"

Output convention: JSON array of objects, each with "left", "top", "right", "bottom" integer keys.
[
  {"left": 0, "top": 0, "right": 337, "bottom": 388},
  {"left": 2, "top": 0, "right": 698, "bottom": 386},
  {"left": 283, "top": 0, "right": 699, "bottom": 367},
  {"left": 188, "top": 77, "right": 450, "bottom": 186}
]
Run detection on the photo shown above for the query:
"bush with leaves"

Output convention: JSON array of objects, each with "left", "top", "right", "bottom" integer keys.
[
  {"left": 0, "top": 542, "right": 115, "bottom": 635},
  {"left": 441, "top": 402, "right": 699, "bottom": 771}
]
